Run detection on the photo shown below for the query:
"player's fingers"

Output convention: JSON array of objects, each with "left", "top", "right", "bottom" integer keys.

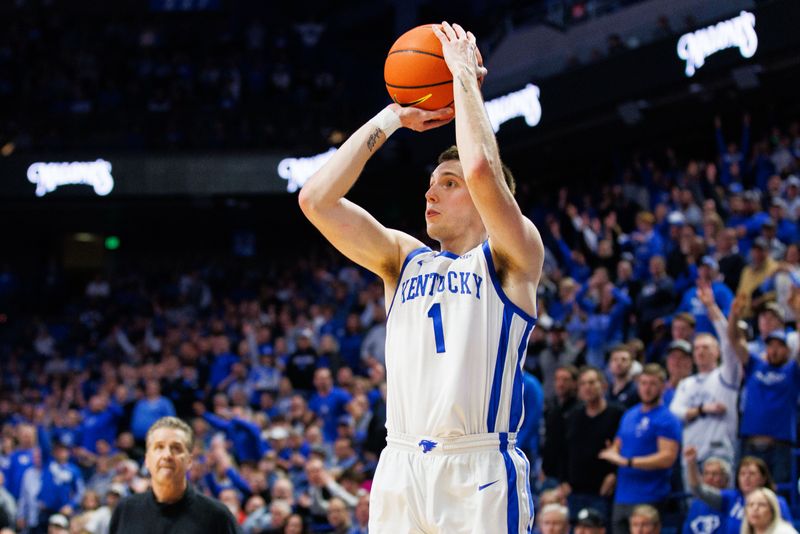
[
  {"left": 467, "top": 30, "right": 477, "bottom": 44},
  {"left": 420, "top": 116, "right": 454, "bottom": 131},
  {"left": 431, "top": 24, "right": 448, "bottom": 45},
  {"left": 440, "top": 21, "right": 457, "bottom": 40},
  {"left": 452, "top": 23, "right": 467, "bottom": 39},
  {"left": 421, "top": 107, "right": 454, "bottom": 122}
]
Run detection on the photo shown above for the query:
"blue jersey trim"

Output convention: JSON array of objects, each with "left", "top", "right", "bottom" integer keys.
[
  {"left": 488, "top": 306, "right": 513, "bottom": 433},
  {"left": 481, "top": 241, "right": 537, "bottom": 324},
  {"left": 436, "top": 250, "right": 460, "bottom": 260},
  {"left": 386, "top": 246, "right": 432, "bottom": 320},
  {"left": 509, "top": 321, "right": 535, "bottom": 432},
  {"left": 515, "top": 447, "right": 534, "bottom": 532},
  {"left": 500, "top": 433, "right": 520, "bottom": 534}
]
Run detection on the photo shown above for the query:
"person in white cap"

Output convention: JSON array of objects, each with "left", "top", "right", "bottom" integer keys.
[{"left": 47, "top": 513, "right": 69, "bottom": 534}]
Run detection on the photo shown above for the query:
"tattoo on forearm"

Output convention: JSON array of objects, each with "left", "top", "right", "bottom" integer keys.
[{"left": 366, "top": 128, "right": 382, "bottom": 152}]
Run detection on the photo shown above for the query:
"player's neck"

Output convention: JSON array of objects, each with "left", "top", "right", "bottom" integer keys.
[{"left": 438, "top": 229, "right": 487, "bottom": 257}]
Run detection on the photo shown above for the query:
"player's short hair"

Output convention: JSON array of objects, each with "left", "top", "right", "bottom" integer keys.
[
  {"left": 437, "top": 145, "right": 516, "bottom": 195},
  {"left": 640, "top": 363, "right": 667, "bottom": 382},
  {"left": 146, "top": 416, "right": 194, "bottom": 451}
]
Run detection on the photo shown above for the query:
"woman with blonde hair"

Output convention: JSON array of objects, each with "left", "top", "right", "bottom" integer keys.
[{"left": 740, "top": 487, "right": 797, "bottom": 534}]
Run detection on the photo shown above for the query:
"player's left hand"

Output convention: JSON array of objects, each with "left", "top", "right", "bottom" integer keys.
[
  {"left": 432, "top": 22, "right": 488, "bottom": 84},
  {"left": 389, "top": 103, "right": 454, "bottom": 132}
]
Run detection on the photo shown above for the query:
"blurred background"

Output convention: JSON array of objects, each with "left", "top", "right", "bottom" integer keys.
[{"left": 1, "top": 0, "right": 800, "bottom": 533}]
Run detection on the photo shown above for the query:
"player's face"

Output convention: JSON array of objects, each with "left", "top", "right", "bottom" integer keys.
[
  {"left": 145, "top": 427, "right": 192, "bottom": 487},
  {"left": 425, "top": 160, "right": 481, "bottom": 241}
]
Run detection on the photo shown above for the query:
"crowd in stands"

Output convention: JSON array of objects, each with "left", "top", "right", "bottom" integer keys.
[{"left": 0, "top": 111, "right": 797, "bottom": 533}]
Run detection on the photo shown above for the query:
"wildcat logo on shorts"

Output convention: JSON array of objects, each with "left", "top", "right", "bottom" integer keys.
[{"left": 418, "top": 440, "right": 438, "bottom": 453}]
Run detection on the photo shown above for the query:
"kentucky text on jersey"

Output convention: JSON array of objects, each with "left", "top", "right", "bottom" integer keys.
[{"left": 399, "top": 271, "right": 484, "bottom": 303}]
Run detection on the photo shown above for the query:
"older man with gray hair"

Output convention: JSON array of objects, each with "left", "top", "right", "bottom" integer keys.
[{"left": 539, "top": 503, "right": 570, "bottom": 534}]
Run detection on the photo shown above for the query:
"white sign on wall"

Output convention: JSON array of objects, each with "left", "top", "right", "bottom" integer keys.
[
  {"left": 279, "top": 84, "right": 542, "bottom": 192},
  {"left": 677, "top": 11, "right": 758, "bottom": 77},
  {"left": 27, "top": 159, "right": 114, "bottom": 197}
]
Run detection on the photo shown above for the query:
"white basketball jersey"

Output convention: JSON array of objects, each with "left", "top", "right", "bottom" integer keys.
[{"left": 384, "top": 240, "right": 537, "bottom": 437}]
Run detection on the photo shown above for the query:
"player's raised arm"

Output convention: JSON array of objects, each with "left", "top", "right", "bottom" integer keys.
[
  {"left": 433, "top": 22, "right": 544, "bottom": 309},
  {"left": 298, "top": 104, "right": 453, "bottom": 282}
]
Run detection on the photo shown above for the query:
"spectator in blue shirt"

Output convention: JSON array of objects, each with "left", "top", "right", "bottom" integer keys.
[
  {"left": 675, "top": 257, "right": 734, "bottom": 335},
  {"left": 728, "top": 297, "right": 800, "bottom": 483},
  {"left": 308, "top": 367, "right": 352, "bottom": 443},
  {"left": 599, "top": 363, "right": 682, "bottom": 534},
  {"left": 79, "top": 394, "right": 123, "bottom": 454},
  {"left": 682, "top": 455, "right": 729, "bottom": 534},
  {"left": 686, "top": 448, "right": 792, "bottom": 534},
  {"left": 130, "top": 381, "right": 176, "bottom": 442},
  {"left": 194, "top": 402, "right": 267, "bottom": 464},
  {"left": 630, "top": 211, "right": 665, "bottom": 281},
  {"left": 518, "top": 370, "right": 544, "bottom": 469},
  {"left": 576, "top": 277, "right": 632, "bottom": 368},
  {"left": 714, "top": 114, "right": 749, "bottom": 188},
  {"left": 6, "top": 423, "right": 38, "bottom": 500},
  {"left": 38, "top": 439, "right": 85, "bottom": 522}
]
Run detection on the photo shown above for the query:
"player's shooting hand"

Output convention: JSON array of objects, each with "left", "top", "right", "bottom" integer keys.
[
  {"left": 389, "top": 103, "right": 454, "bottom": 132},
  {"left": 432, "top": 22, "right": 487, "bottom": 83}
]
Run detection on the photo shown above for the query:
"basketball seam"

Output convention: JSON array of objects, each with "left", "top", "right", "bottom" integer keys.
[
  {"left": 387, "top": 49, "right": 444, "bottom": 60},
  {"left": 385, "top": 80, "right": 453, "bottom": 89}
]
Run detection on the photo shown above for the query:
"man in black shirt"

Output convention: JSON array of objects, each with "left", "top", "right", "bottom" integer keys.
[
  {"left": 110, "top": 416, "right": 240, "bottom": 534},
  {"left": 541, "top": 365, "right": 579, "bottom": 483},
  {"left": 563, "top": 367, "right": 624, "bottom": 525}
]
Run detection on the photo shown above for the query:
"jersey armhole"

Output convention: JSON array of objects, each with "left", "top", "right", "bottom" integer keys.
[
  {"left": 481, "top": 240, "right": 537, "bottom": 324},
  {"left": 385, "top": 246, "right": 432, "bottom": 320}
]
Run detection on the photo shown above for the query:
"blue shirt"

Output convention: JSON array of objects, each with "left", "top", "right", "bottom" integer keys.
[
  {"left": 203, "top": 413, "right": 267, "bottom": 463},
  {"left": 131, "top": 397, "right": 176, "bottom": 440},
  {"left": 209, "top": 352, "right": 240, "bottom": 389},
  {"left": 308, "top": 388, "right": 352, "bottom": 443},
  {"left": 720, "top": 489, "right": 792, "bottom": 534},
  {"left": 39, "top": 460, "right": 84, "bottom": 511},
  {"left": 6, "top": 448, "right": 34, "bottom": 499},
  {"left": 676, "top": 282, "right": 733, "bottom": 335},
  {"left": 740, "top": 357, "right": 800, "bottom": 442},
  {"left": 80, "top": 404, "right": 122, "bottom": 453},
  {"left": 614, "top": 403, "right": 682, "bottom": 504},
  {"left": 683, "top": 498, "right": 723, "bottom": 534},
  {"left": 518, "top": 373, "right": 544, "bottom": 457}
]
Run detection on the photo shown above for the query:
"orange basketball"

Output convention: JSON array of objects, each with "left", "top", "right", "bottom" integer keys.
[{"left": 384, "top": 24, "right": 453, "bottom": 111}]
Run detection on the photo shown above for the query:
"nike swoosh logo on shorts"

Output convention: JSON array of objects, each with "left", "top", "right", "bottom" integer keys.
[{"left": 478, "top": 480, "right": 499, "bottom": 491}]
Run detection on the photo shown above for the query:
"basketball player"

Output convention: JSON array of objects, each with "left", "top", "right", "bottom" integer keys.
[{"left": 299, "top": 21, "right": 543, "bottom": 533}]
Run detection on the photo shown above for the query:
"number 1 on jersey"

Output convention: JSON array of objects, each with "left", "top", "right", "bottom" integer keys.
[{"left": 427, "top": 303, "right": 446, "bottom": 354}]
